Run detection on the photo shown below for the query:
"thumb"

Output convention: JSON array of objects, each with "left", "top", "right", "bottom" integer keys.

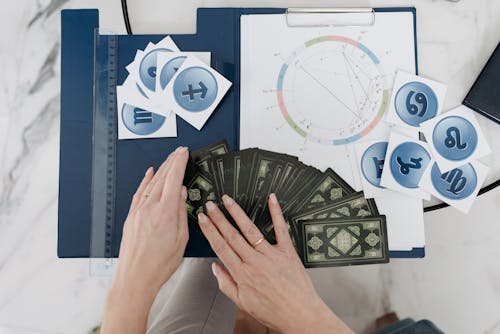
[{"left": 212, "top": 262, "right": 238, "bottom": 303}]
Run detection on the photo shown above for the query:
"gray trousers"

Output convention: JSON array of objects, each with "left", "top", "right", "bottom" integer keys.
[{"left": 147, "top": 258, "right": 237, "bottom": 334}]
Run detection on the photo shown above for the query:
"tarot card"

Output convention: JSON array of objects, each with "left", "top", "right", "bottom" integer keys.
[
  {"left": 186, "top": 172, "right": 217, "bottom": 224},
  {"left": 245, "top": 152, "right": 279, "bottom": 215},
  {"left": 295, "top": 168, "right": 355, "bottom": 211},
  {"left": 207, "top": 154, "right": 227, "bottom": 203},
  {"left": 290, "top": 192, "right": 378, "bottom": 226},
  {"left": 190, "top": 140, "right": 229, "bottom": 172},
  {"left": 280, "top": 165, "right": 322, "bottom": 214},
  {"left": 285, "top": 192, "right": 378, "bottom": 246},
  {"left": 184, "top": 140, "right": 229, "bottom": 185},
  {"left": 222, "top": 152, "right": 237, "bottom": 198},
  {"left": 297, "top": 216, "right": 390, "bottom": 267},
  {"left": 236, "top": 148, "right": 258, "bottom": 211}
]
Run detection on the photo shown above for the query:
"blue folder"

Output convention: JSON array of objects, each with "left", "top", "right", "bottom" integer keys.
[{"left": 58, "top": 7, "right": 423, "bottom": 258}]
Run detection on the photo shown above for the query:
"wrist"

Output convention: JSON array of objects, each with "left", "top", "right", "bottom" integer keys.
[
  {"left": 102, "top": 278, "right": 158, "bottom": 334},
  {"left": 281, "top": 297, "right": 354, "bottom": 334}
]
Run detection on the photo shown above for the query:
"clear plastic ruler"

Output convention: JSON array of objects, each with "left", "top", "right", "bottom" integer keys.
[{"left": 89, "top": 29, "right": 118, "bottom": 277}]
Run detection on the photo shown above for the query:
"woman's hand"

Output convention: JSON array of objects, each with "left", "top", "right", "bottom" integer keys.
[
  {"left": 198, "top": 194, "right": 354, "bottom": 334},
  {"left": 102, "top": 146, "right": 189, "bottom": 334}
]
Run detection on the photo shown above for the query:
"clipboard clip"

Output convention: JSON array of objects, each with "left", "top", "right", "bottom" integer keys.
[{"left": 285, "top": 8, "right": 375, "bottom": 27}]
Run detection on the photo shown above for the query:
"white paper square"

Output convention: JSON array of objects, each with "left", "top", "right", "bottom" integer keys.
[
  {"left": 420, "top": 105, "right": 491, "bottom": 172},
  {"left": 380, "top": 131, "right": 432, "bottom": 199},
  {"left": 419, "top": 160, "right": 489, "bottom": 213},
  {"left": 375, "top": 196, "right": 425, "bottom": 250},
  {"left": 159, "top": 55, "right": 232, "bottom": 130},
  {"left": 354, "top": 139, "right": 399, "bottom": 198},
  {"left": 125, "top": 50, "right": 143, "bottom": 76},
  {"left": 116, "top": 77, "right": 156, "bottom": 112},
  {"left": 147, "top": 36, "right": 180, "bottom": 53},
  {"left": 116, "top": 85, "right": 177, "bottom": 140},
  {"left": 125, "top": 36, "right": 181, "bottom": 98},
  {"left": 155, "top": 52, "right": 212, "bottom": 96},
  {"left": 385, "top": 70, "right": 447, "bottom": 129}
]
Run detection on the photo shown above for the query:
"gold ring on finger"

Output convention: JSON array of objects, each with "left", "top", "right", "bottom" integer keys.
[{"left": 252, "top": 237, "right": 265, "bottom": 248}]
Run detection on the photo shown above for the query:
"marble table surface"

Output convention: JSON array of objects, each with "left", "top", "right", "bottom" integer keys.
[{"left": 0, "top": 0, "right": 499, "bottom": 333}]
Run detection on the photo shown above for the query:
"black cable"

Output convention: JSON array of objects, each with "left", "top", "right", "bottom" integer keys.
[
  {"left": 119, "top": 1, "right": 500, "bottom": 212},
  {"left": 121, "top": 0, "right": 133, "bottom": 34}
]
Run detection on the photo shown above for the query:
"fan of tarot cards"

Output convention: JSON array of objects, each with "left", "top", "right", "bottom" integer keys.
[{"left": 184, "top": 140, "right": 390, "bottom": 267}]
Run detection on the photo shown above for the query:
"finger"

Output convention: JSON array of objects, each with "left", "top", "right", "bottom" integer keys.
[
  {"left": 205, "top": 201, "right": 255, "bottom": 260},
  {"left": 161, "top": 146, "right": 189, "bottom": 205},
  {"left": 222, "top": 195, "right": 273, "bottom": 254},
  {"left": 177, "top": 186, "right": 189, "bottom": 241},
  {"left": 268, "top": 193, "right": 294, "bottom": 250},
  {"left": 148, "top": 150, "right": 177, "bottom": 202},
  {"left": 136, "top": 152, "right": 175, "bottom": 209},
  {"left": 198, "top": 212, "right": 241, "bottom": 273},
  {"left": 212, "top": 262, "right": 238, "bottom": 303},
  {"left": 129, "top": 167, "right": 154, "bottom": 213}
]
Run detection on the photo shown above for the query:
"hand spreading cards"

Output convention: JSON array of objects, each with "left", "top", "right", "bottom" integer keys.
[
  {"left": 185, "top": 141, "right": 390, "bottom": 268},
  {"left": 355, "top": 70, "right": 490, "bottom": 213},
  {"left": 116, "top": 36, "right": 232, "bottom": 139}
]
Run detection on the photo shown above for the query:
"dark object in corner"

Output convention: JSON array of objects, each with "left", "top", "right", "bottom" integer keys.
[{"left": 463, "top": 42, "right": 500, "bottom": 125}]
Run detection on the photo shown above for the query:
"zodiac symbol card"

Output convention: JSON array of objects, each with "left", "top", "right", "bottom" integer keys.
[
  {"left": 385, "top": 70, "right": 447, "bottom": 129},
  {"left": 380, "top": 131, "right": 432, "bottom": 199},
  {"left": 420, "top": 105, "right": 491, "bottom": 172},
  {"left": 419, "top": 160, "right": 489, "bottom": 213}
]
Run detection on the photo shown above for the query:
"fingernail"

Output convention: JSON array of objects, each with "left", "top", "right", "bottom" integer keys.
[
  {"left": 211, "top": 262, "right": 218, "bottom": 277},
  {"left": 181, "top": 186, "right": 187, "bottom": 200},
  {"left": 222, "top": 194, "right": 233, "bottom": 206},
  {"left": 145, "top": 167, "right": 153, "bottom": 176},
  {"left": 206, "top": 201, "right": 216, "bottom": 211},
  {"left": 269, "top": 193, "right": 278, "bottom": 204},
  {"left": 198, "top": 212, "right": 208, "bottom": 224},
  {"left": 176, "top": 146, "right": 188, "bottom": 153}
]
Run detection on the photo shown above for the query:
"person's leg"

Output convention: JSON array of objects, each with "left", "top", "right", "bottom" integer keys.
[{"left": 147, "top": 258, "right": 237, "bottom": 334}]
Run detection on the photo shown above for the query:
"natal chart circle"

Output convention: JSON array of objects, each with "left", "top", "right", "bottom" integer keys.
[{"left": 276, "top": 35, "right": 389, "bottom": 145}]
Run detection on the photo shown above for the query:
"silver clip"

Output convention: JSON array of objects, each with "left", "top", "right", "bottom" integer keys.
[{"left": 285, "top": 8, "right": 375, "bottom": 27}]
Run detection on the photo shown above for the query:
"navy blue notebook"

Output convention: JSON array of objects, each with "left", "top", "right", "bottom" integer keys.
[{"left": 58, "top": 8, "right": 423, "bottom": 258}]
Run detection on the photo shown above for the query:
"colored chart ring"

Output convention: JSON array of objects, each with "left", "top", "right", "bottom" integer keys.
[{"left": 276, "top": 35, "right": 389, "bottom": 145}]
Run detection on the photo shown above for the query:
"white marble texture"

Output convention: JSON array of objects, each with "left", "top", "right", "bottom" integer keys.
[{"left": 0, "top": 0, "right": 499, "bottom": 333}]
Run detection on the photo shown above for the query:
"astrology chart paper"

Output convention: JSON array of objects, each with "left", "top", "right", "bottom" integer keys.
[{"left": 239, "top": 12, "right": 420, "bottom": 251}]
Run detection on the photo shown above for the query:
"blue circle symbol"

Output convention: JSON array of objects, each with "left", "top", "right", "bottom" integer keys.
[
  {"left": 122, "top": 104, "right": 165, "bottom": 135},
  {"left": 389, "top": 142, "right": 431, "bottom": 188},
  {"left": 173, "top": 66, "right": 218, "bottom": 112},
  {"left": 159, "top": 56, "right": 186, "bottom": 90},
  {"left": 394, "top": 81, "right": 438, "bottom": 127},
  {"left": 361, "top": 142, "right": 388, "bottom": 188},
  {"left": 139, "top": 48, "right": 173, "bottom": 92},
  {"left": 432, "top": 116, "right": 477, "bottom": 161},
  {"left": 431, "top": 163, "right": 477, "bottom": 200}
]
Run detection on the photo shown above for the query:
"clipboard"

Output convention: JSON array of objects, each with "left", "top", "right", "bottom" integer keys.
[{"left": 58, "top": 7, "right": 423, "bottom": 262}]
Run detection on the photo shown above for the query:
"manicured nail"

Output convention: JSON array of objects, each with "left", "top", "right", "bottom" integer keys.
[
  {"left": 269, "top": 193, "right": 278, "bottom": 204},
  {"left": 211, "top": 262, "right": 218, "bottom": 277},
  {"left": 145, "top": 167, "right": 153, "bottom": 176},
  {"left": 181, "top": 186, "right": 187, "bottom": 200},
  {"left": 176, "top": 146, "right": 188, "bottom": 153},
  {"left": 222, "top": 194, "right": 233, "bottom": 206},
  {"left": 206, "top": 201, "right": 216, "bottom": 211},
  {"left": 198, "top": 212, "right": 208, "bottom": 224}
]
